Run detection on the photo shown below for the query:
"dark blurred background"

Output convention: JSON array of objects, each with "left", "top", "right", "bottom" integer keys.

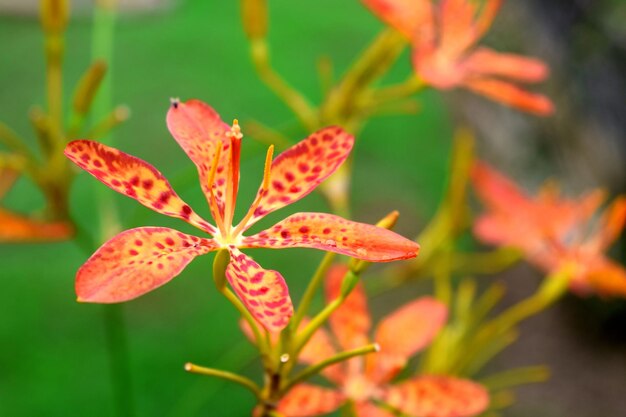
[{"left": 0, "top": 1, "right": 624, "bottom": 416}]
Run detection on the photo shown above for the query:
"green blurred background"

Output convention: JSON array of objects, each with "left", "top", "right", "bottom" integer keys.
[{"left": 1, "top": 1, "right": 624, "bottom": 416}]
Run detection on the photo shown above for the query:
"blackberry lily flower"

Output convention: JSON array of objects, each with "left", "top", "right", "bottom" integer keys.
[
  {"left": 362, "top": 0, "right": 554, "bottom": 115},
  {"left": 472, "top": 161, "right": 626, "bottom": 297},
  {"left": 64, "top": 99, "right": 419, "bottom": 331},
  {"left": 276, "top": 265, "right": 489, "bottom": 417}
]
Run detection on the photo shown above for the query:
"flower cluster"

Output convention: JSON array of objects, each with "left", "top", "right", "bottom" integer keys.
[
  {"left": 362, "top": 0, "right": 553, "bottom": 114},
  {"left": 472, "top": 161, "right": 626, "bottom": 297}
]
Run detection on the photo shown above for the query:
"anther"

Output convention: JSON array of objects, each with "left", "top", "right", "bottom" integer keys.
[{"left": 170, "top": 97, "right": 180, "bottom": 108}]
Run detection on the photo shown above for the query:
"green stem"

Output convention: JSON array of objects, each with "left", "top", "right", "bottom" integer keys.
[
  {"left": 184, "top": 362, "right": 261, "bottom": 398},
  {"left": 282, "top": 343, "right": 379, "bottom": 395},
  {"left": 103, "top": 304, "right": 135, "bottom": 417},
  {"left": 250, "top": 39, "right": 318, "bottom": 131},
  {"left": 290, "top": 252, "right": 336, "bottom": 330},
  {"left": 479, "top": 366, "right": 550, "bottom": 391}
]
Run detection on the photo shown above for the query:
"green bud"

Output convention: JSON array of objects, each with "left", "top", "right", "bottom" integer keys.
[
  {"left": 40, "top": 0, "right": 69, "bottom": 34},
  {"left": 213, "top": 249, "right": 230, "bottom": 291},
  {"left": 241, "top": 0, "right": 268, "bottom": 40}
]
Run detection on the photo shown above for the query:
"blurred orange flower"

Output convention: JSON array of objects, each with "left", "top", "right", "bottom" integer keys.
[
  {"left": 362, "top": 0, "right": 554, "bottom": 115},
  {"left": 472, "top": 161, "right": 626, "bottom": 297},
  {"left": 277, "top": 265, "right": 489, "bottom": 417},
  {"left": 0, "top": 167, "right": 73, "bottom": 242}
]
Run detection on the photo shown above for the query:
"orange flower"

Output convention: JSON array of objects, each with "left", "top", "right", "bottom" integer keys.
[
  {"left": 275, "top": 265, "right": 489, "bottom": 417},
  {"left": 64, "top": 99, "right": 419, "bottom": 332},
  {"left": 362, "top": 0, "right": 554, "bottom": 115},
  {"left": 472, "top": 161, "right": 626, "bottom": 297}
]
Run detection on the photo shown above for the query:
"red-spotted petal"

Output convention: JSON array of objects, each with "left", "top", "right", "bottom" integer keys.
[
  {"left": 466, "top": 48, "right": 549, "bottom": 83},
  {"left": 361, "top": 0, "right": 433, "bottom": 39},
  {"left": 65, "top": 140, "right": 215, "bottom": 234},
  {"left": 243, "top": 127, "right": 354, "bottom": 229},
  {"left": 0, "top": 208, "right": 73, "bottom": 242},
  {"left": 277, "top": 384, "right": 344, "bottom": 417},
  {"left": 368, "top": 298, "right": 447, "bottom": 383},
  {"left": 243, "top": 212, "right": 419, "bottom": 262},
  {"left": 464, "top": 78, "right": 554, "bottom": 116},
  {"left": 383, "top": 376, "right": 489, "bottom": 417},
  {"left": 225, "top": 248, "right": 293, "bottom": 332},
  {"left": 165, "top": 99, "right": 232, "bottom": 219},
  {"left": 325, "top": 264, "right": 372, "bottom": 350},
  {"left": 76, "top": 227, "right": 217, "bottom": 302}
]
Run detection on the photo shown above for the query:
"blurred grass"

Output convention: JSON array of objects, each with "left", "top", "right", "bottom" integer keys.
[{"left": 0, "top": 1, "right": 451, "bottom": 416}]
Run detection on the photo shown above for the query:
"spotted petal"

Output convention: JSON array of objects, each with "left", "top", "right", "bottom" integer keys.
[
  {"left": 0, "top": 208, "right": 73, "bottom": 242},
  {"left": 76, "top": 227, "right": 217, "bottom": 302},
  {"left": 244, "top": 127, "right": 354, "bottom": 228},
  {"left": 369, "top": 298, "right": 447, "bottom": 383},
  {"left": 225, "top": 248, "right": 293, "bottom": 332},
  {"left": 325, "top": 264, "right": 372, "bottom": 350},
  {"left": 166, "top": 99, "right": 232, "bottom": 219},
  {"left": 65, "top": 140, "right": 214, "bottom": 234},
  {"left": 277, "top": 384, "right": 344, "bottom": 417},
  {"left": 243, "top": 212, "right": 419, "bottom": 262},
  {"left": 384, "top": 376, "right": 489, "bottom": 417}
]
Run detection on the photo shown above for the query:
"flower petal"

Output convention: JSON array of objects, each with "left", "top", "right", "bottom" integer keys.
[
  {"left": 594, "top": 196, "right": 626, "bottom": 252},
  {"left": 466, "top": 47, "right": 549, "bottom": 83},
  {"left": 464, "top": 78, "right": 554, "bottom": 115},
  {"left": 76, "top": 227, "right": 217, "bottom": 302},
  {"left": 225, "top": 248, "right": 293, "bottom": 332},
  {"left": 165, "top": 99, "right": 232, "bottom": 219},
  {"left": 384, "top": 376, "right": 489, "bottom": 417},
  {"left": 0, "top": 208, "right": 73, "bottom": 242},
  {"left": 439, "top": 0, "right": 479, "bottom": 56},
  {"left": 65, "top": 140, "right": 215, "bottom": 234},
  {"left": 243, "top": 212, "right": 419, "bottom": 262},
  {"left": 354, "top": 401, "right": 396, "bottom": 417},
  {"left": 584, "top": 259, "right": 626, "bottom": 298},
  {"left": 325, "top": 264, "right": 372, "bottom": 350},
  {"left": 299, "top": 319, "right": 345, "bottom": 384},
  {"left": 277, "top": 384, "right": 344, "bottom": 417},
  {"left": 369, "top": 298, "right": 447, "bottom": 382},
  {"left": 361, "top": 0, "right": 433, "bottom": 39},
  {"left": 244, "top": 127, "right": 354, "bottom": 228},
  {"left": 471, "top": 161, "right": 531, "bottom": 214}
]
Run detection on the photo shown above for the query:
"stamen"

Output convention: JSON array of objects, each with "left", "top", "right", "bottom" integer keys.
[
  {"left": 224, "top": 119, "right": 243, "bottom": 233},
  {"left": 232, "top": 145, "right": 274, "bottom": 237}
]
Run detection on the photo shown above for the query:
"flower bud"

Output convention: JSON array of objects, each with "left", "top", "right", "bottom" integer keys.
[
  {"left": 241, "top": 0, "right": 268, "bottom": 40},
  {"left": 40, "top": 0, "right": 69, "bottom": 34}
]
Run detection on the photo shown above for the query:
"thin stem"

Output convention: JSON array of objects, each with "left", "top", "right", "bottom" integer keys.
[
  {"left": 479, "top": 366, "right": 550, "bottom": 391},
  {"left": 184, "top": 362, "right": 261, "bottom": 398},
  {"left": 44, "top": 34, "right": 64, "bottom": 137},
  {"left": 103, "top": 304, "right": 134, "bottom": 417},
  {"left": 220, "top": 286, "right": 272, "bottom": 366},
  {"left": 369, "top": 76, "right": 426, "bottom": 105},
  {"left": 0, "top": 122, "right": 37, "bottom": 162},
  {"left": 250, "top": 39, "right": 318, "bottom": 131},
  {"left": 290, "top": 252, "right": 336, "bottom": 330},
  {"left": 282, "top": 343, "right": 379, "bottom": 395}
]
